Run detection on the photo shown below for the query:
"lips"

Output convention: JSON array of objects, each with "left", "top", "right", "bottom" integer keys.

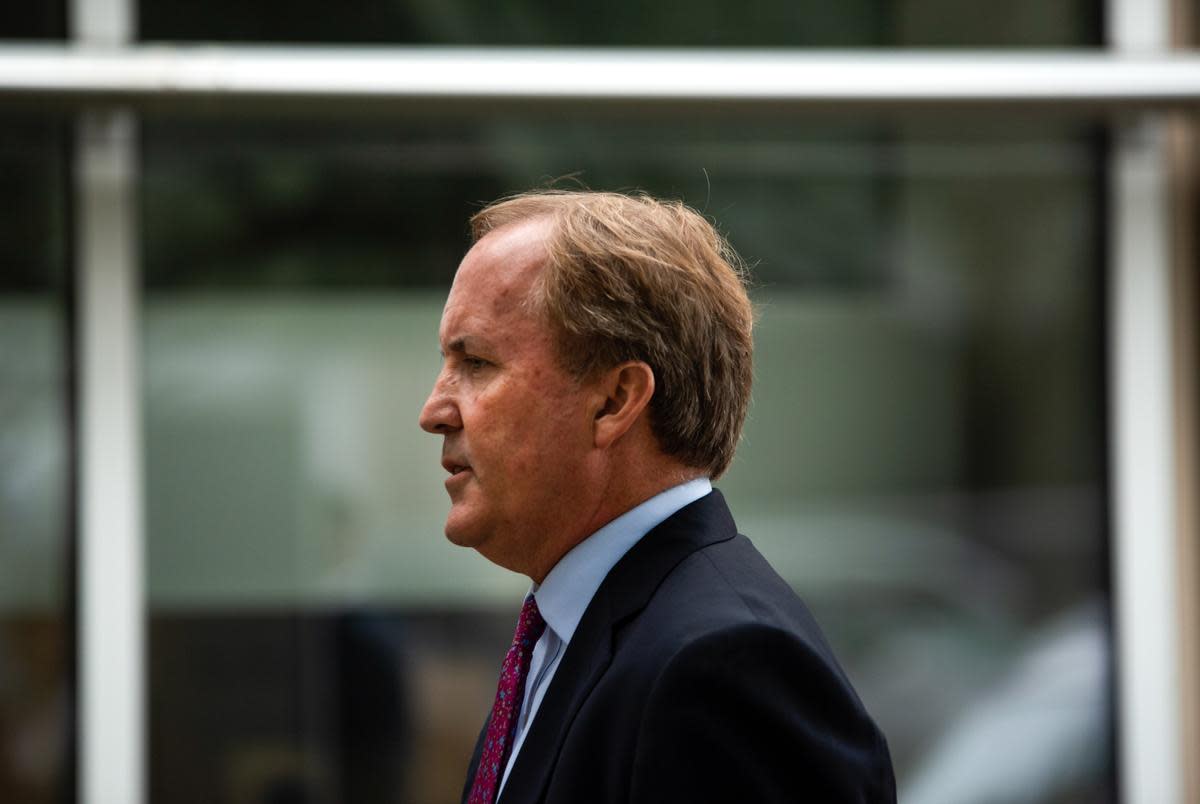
[{"left": 441, "top": 458, "right": 472, "bottom": 477}]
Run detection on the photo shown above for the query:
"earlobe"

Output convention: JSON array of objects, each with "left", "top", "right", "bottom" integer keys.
[{"left": 593, "top": 361, "right": 655, "bottom": 449}]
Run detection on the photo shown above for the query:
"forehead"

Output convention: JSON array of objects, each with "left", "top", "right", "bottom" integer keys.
[{"left": 439, "top": 219, "right": 553, "bottom": 343}]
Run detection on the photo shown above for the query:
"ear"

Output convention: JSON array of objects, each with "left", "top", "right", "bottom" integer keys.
[{"left": 592, "top": 361, "right": 655, "bottom": 450}]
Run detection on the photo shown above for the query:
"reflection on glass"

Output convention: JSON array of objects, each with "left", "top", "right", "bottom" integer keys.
[
  {"left": 0, "top": 4, "right": 66, "bottom": 39},
  {"left": 140, "top": 0, "right": 1099, "bottom": 47},
  {"left": 143, "top": 116, "right": 1111, "bottom": 803},
  {"left": 0, "top": 118, "right": 72, "bottom": 804}
]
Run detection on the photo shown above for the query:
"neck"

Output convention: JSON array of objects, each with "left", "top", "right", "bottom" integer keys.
[{"left": 526, "top": 456, "right": 703, "bottom": 584}]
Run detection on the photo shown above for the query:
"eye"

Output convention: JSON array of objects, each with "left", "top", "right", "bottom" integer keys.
[{"left": 462, "top": 355, "right": 490, "bottom": 371}]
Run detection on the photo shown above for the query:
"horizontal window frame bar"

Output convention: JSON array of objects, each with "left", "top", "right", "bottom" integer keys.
[{"left": 1, "top": 46, "right": 1200, "bottom": 111}]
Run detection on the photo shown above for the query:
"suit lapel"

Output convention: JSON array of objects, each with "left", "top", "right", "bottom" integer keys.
[{"left": 495, "top": 490, "right": 738, "bottom": 804}]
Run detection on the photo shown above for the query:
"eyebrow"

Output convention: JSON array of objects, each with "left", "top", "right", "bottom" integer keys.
[{"left": 442, "top": 336, "right": 485, "bottom": 356}]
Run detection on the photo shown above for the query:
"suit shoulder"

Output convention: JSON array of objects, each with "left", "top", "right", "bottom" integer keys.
[
  {"left": 648, "top": 620, "right": 874, "bottom": 732},
  {"left": 630, "top": 620, "right": 896, "bottom": 803},
  {"left": 630, "top": 533, "right": 845, "bottom": 669}
]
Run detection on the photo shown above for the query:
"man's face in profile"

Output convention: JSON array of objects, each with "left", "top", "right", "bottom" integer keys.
[{"left": 418, "top": 220, "right": 601, "bottom": 577}]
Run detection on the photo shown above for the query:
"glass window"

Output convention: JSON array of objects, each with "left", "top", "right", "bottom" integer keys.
[
  {"left": 140, "top": 0, "right": 1100, "bottom": 47},
  {"left": 142, "top": 113, "right": 1111, "bottom": 803},
  {"left": 0, "top": 116, "right": 74, "bottom": 804},
  {"left": 0, "top": 5, "right": 66, "bottom": 39}
]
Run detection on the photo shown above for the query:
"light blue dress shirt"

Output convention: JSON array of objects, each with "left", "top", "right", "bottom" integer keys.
[{"left": 496, "top": 477, "right": 713, "bottom": 797}]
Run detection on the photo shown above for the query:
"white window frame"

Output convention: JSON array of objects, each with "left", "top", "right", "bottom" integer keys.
[
  {"left": 70, "top": 1, "right": 143, "bottom": 803},
  {"left": 2, "top": 0, "right": 1192, "bottom": 799},
  {"left": 1108, "top": 1, "right": 1189, "bottom": 802}
]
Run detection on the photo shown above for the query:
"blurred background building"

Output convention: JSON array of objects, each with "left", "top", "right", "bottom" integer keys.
[{"left": 1, "top": 0, "right": 1198, "bottom": 801}]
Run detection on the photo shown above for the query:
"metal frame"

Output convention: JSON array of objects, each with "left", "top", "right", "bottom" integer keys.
[
  {"left": 0, "top": 47, "right": 1197, "bottom": 109},
  {"left": 7, "top": 0, "right": 1184, "bottom": 802},
  {"left": 1109, "top": 116, "right": 1183, "bottom": 804},
  {"left": 1107, "top": 0, "right": 1187, "bottom": 801},
  {"left": 71, "top": 3, "right": 142, "bottom": 804},
  {"left": 76, "top": 109, "right": 143, "bottom": 804}
]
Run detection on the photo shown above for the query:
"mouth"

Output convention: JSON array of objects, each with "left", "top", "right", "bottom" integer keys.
[{"left": 442, "top": 459, "right": 472, "bottom": 477}]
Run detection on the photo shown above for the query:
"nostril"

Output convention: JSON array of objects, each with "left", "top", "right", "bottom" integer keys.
[{"left": 421, "top": 416, "right": 456, "bottom": 435}]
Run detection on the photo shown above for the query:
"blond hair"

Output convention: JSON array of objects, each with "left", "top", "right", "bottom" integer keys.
[{"left": 471, "top": 190, "right": 754, "bottom": 479}]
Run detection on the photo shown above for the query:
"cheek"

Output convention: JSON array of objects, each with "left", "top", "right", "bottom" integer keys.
[
  {"left": 467, "top": 397, "right": 543, "bottom": 472},
  {"left": 470, "top": 375, "right": 593, "bottom": 480},
  {"left": 524, "top": 409, "right": 594, "bottom": 480}
]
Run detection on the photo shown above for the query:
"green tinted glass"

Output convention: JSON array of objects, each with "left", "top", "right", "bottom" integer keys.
[
  {"left": 141, "top": 0, "right": 1099, "bottom": 46},
  {"left": 0, "top": 116, "right": 73, "bottom": 804},
  {"left": 142, "top": 114, "right": 1110, "bottom": 803}
]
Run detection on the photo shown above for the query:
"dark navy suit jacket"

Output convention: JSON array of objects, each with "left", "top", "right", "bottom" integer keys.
[{"left": 463, "top": 490, "right": 896, "bottom": 803}]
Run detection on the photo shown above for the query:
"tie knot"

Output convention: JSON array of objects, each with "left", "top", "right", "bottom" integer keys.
[{"left": 514, "top": 594, "right": 547, "bottom": 648}]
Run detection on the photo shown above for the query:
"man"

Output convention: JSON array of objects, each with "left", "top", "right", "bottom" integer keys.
[{"left": 419, "top": 190, "right": 895, "bottom": 803}]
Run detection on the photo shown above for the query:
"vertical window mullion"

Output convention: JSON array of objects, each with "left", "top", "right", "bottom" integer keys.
[
  {"left": 71, "top": 0, "right": 142, "bottom": 802},
  {"left": 75, "top": 108, "right": 143, "bottom": 804},
  {"left": 1107, "top": 0, "right": 1184, "bottom": 801}
]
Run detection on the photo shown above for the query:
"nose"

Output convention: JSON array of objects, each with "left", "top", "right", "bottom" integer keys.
[{"left": 419, "top": 370, "right": 462, "bottom": 434}]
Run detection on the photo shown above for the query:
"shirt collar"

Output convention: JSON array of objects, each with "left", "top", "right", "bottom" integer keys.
[{"left": 532, "top": 477, "right": 712, "bottom": 646}]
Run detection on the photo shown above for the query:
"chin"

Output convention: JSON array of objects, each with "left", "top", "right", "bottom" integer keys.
[
  {"left": 443, "top": 508, "right": 486, "bottom": 549},
  {"left": 444, "top": 528, "right": 478, "bottom": 548}
]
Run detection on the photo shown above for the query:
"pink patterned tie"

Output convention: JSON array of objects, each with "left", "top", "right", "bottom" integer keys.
[{"left": 467, "top": 594, "right": 547, "bottom": 804}]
